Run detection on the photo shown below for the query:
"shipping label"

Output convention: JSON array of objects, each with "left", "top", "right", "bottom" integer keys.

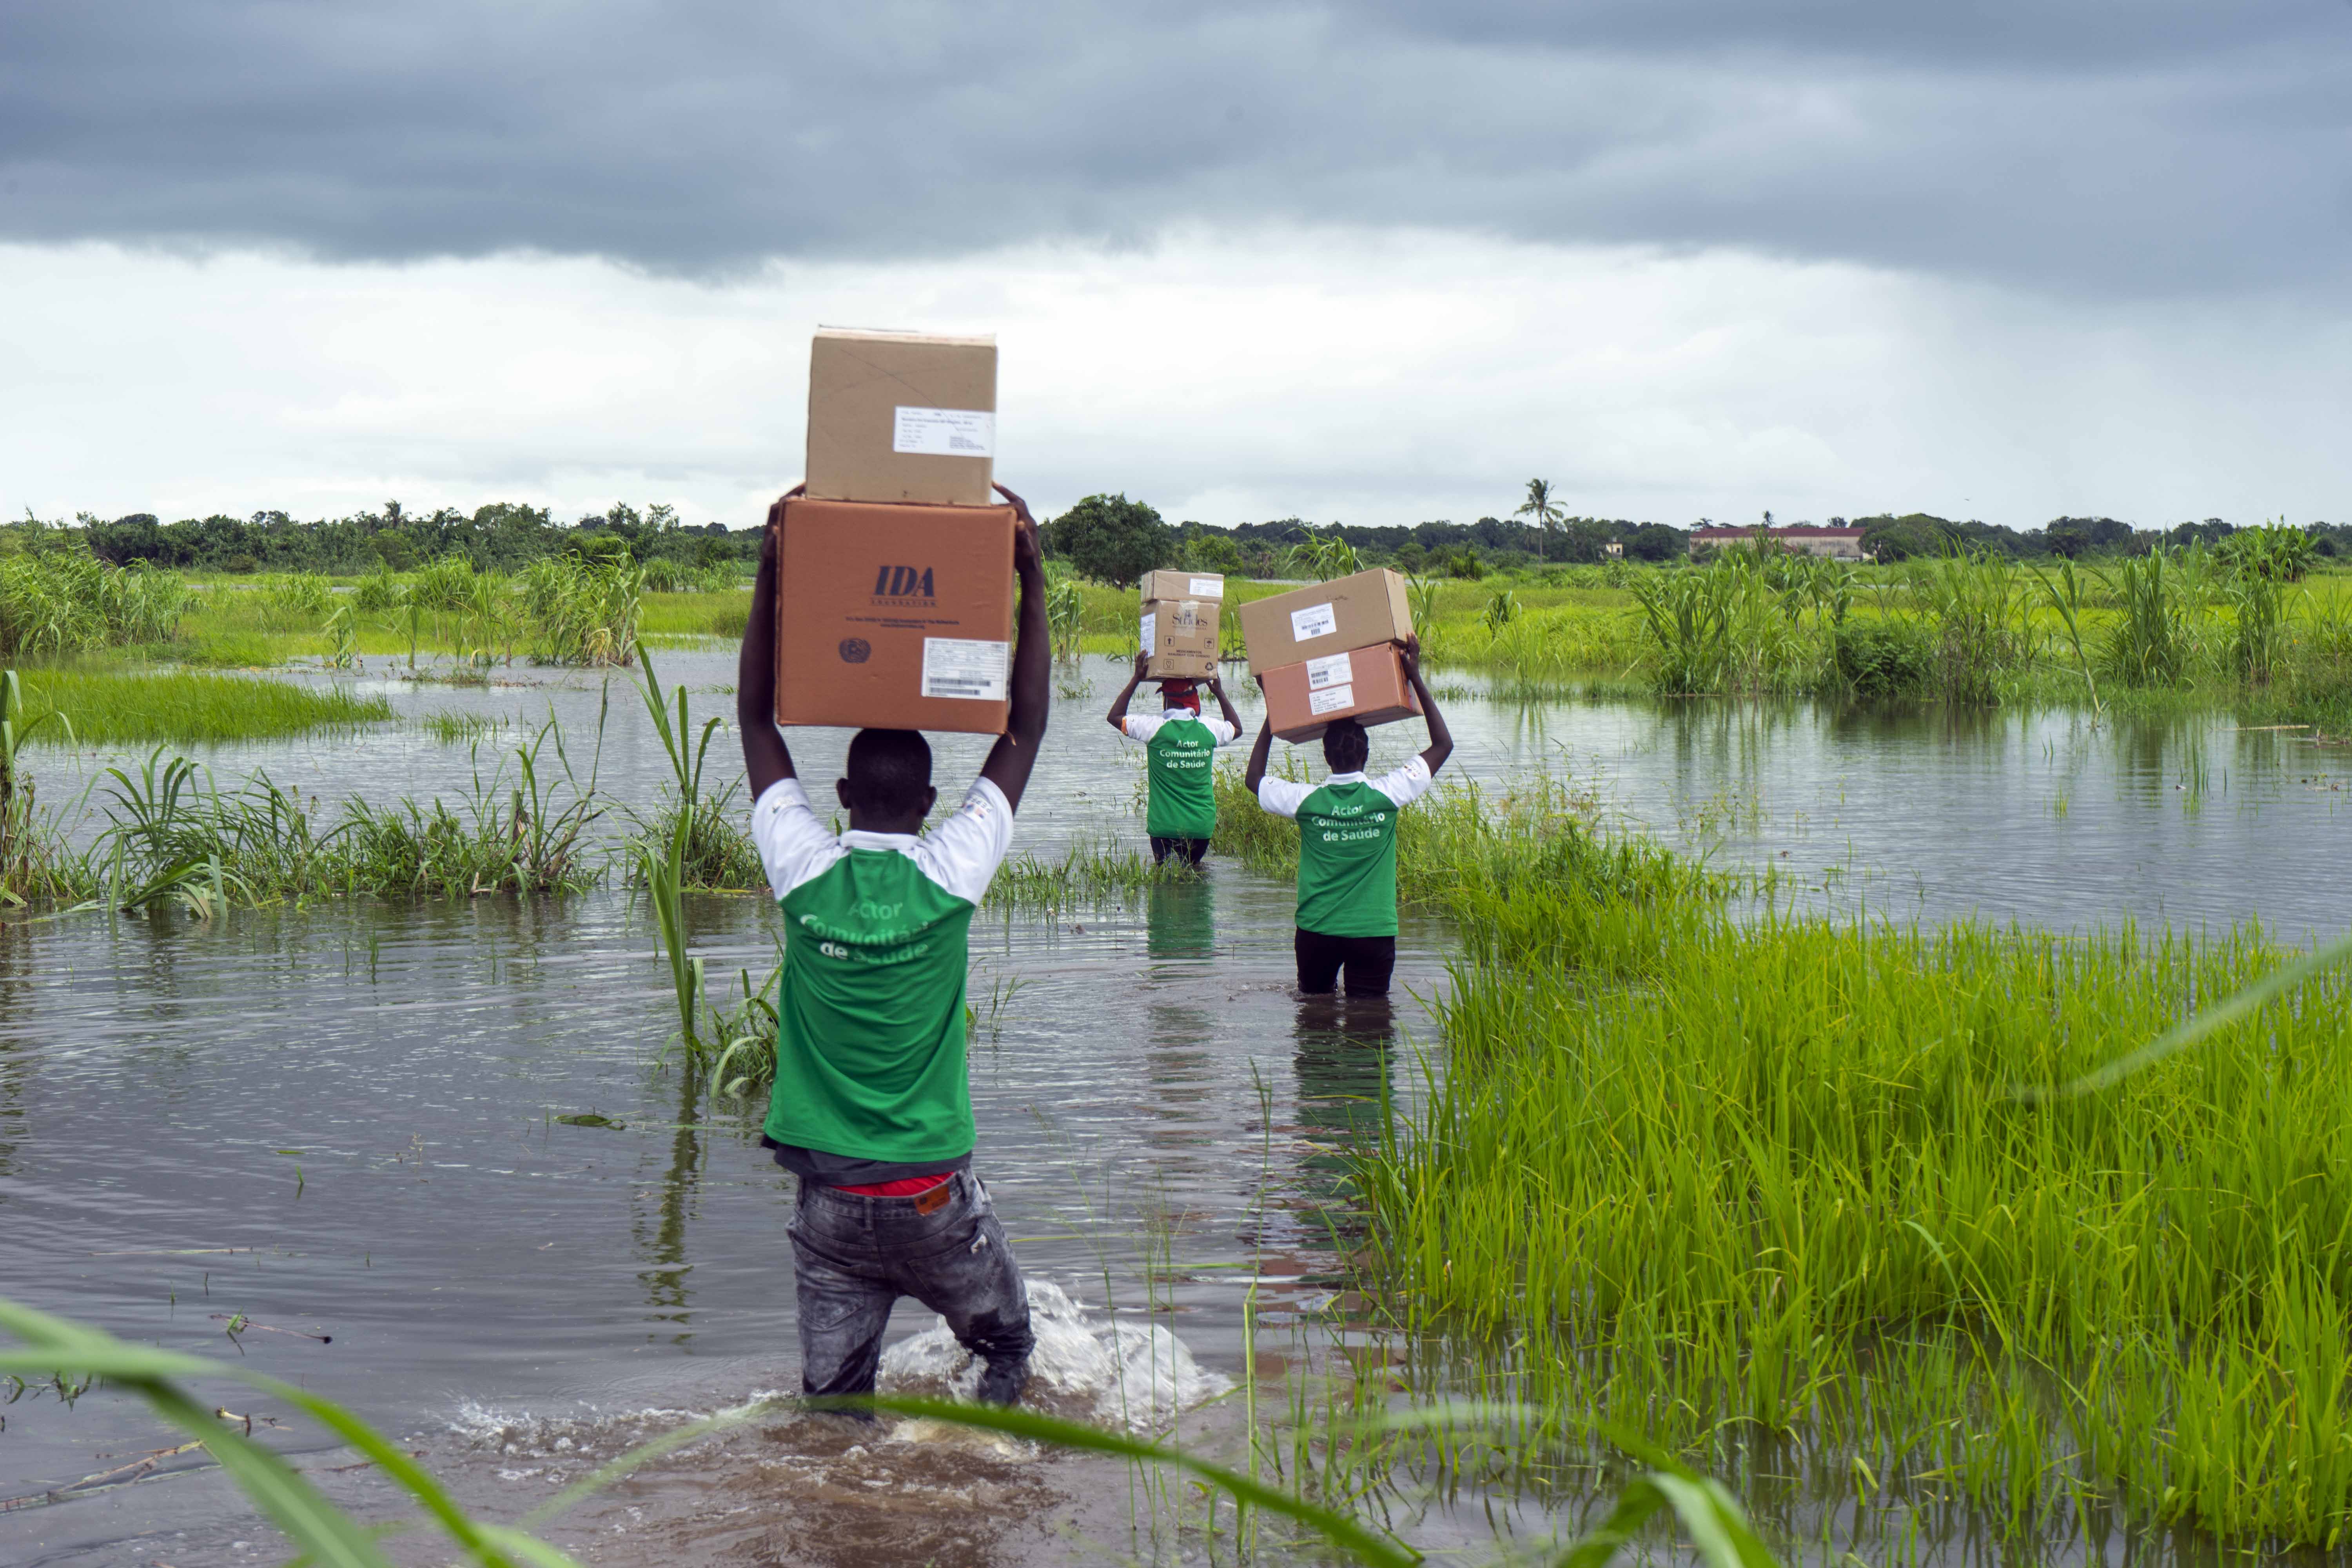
[
  {"left": 1189, "top": 577, "right": 1224, "bottom": 599},
  {"left": 1308, "top": 684, "right": 1356, "bottom": 716},
  {"left": 920, "top": 637, "right": 1009, "bottom": 701},
  {"left": 1139, "top": 613, "right": 1156, "bottom": 655},
  {"left": 892, "top": 407, "right": 996, "bottom": 457},
  {"left": 1289, "top": 602, "right": 1338, "bottom": 642},
  {"left": 1303, "top": 652, "right": 1353, "bottom": 691}
]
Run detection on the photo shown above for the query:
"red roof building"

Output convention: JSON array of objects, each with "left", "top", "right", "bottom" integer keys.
[{"left": 1689, "top": 525, "right": 1870, "bottom": 560}]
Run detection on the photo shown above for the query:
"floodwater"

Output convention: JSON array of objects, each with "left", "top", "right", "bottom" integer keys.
[{"left": 6, "top": 652, "right": 2352, "bottom": 1566}]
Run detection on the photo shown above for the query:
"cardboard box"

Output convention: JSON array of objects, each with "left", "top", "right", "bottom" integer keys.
[
  {"left": 1141, "top": 599, "right": 1219, "bottom": 680},
  {"left": 773, "top": 497, "right": 1016, "bottom": 735},
  {"left": 1139, "top": 569, "right": 1225, "bottom": 604},
  {"left": 806, "top": 328, "right": 997, "bottom": 506},
  {"left": 1259, "top": 643, "right": 1424, "bottom": 743},
  {"left": 1236, "top": 568, "right": 1412, "bottom": 675}
]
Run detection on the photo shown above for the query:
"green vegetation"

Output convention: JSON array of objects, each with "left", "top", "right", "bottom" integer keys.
[
  {"left": 0, "top": 548, "right": 189, "bottom": 656},
  {"left": 11, "top": 668, "right": 392, "bottom": 746}
]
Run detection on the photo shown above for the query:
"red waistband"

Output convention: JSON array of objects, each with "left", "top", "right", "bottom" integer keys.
[{"left": 833, "top": 1172, "right": 954, "bottom": 1196}]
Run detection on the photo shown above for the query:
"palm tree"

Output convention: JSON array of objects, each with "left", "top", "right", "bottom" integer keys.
[{"left": 1515, "top": 479, "right": 1564, "bottom": 563}]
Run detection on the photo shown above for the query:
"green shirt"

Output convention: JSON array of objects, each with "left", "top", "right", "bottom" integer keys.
[
  {"left": 749, "top": 777, "right": 1013, "bottom": 1167},
  {"left": 1256, "top": 759, "right": 1435, "bottom": 937},
  {"left": 1125, "top": 709, "right": 1240, "bottom": 840}
]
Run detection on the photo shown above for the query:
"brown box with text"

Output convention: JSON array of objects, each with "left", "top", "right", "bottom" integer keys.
[
  {"left": 1259, "top": 642, "right": 1424, "bottom": 743},
  {"left": 1141, "top": 599, "right": 1220, "bottom": 680},
  {"left": 773, "top": 497, "right": 1016, "bottom": 735},
  {"left": 1139, "top": 569, "right": 1226, "bottom": 604},
  {"left": 806, "top": 328, "right": 997, "bottom": 506},
  {"left": 1236, "top": 568, "right": 1412, "bottom": 675}
]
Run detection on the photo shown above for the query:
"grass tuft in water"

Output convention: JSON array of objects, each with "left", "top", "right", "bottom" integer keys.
[{"left": 11, "top": 668, "right": 392, "bottom": 746}]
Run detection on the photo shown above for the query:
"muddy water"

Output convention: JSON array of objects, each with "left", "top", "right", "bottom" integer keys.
[{"left": 8, "top": 656, "right": 2352, "bottom": 1566}]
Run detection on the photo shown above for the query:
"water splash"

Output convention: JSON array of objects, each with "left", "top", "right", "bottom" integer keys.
[{"left": 879, "top": 1280, "right": 1230, "bottom": 1432}]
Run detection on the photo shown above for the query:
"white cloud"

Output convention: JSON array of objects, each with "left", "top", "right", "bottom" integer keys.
[{"left": 4, "top": 230, "right": 2346, "bottom": 534}]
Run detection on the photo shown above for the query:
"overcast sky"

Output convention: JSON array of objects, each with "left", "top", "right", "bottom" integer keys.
[{"left": 5, "top": 0, "right": 2349, "bottom": 530}]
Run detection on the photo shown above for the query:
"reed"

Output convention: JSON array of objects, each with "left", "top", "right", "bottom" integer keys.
[
  {"left": 519, "top": 552, "right": 643, "bottom": 666},
  {"left": 0, "top": 550, "right": 189, "bottom": 656}
]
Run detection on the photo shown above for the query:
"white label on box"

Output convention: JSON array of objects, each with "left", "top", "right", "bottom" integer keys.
[
  {"left": 1138, "top": 613, "right": 1156, "bottom": 656},
  {"left": 920, "top": 637, "right": 1009, "bottom": 701},
  {"left": 1289, "top": 602, "right": 1337, "bottom": 642},
  {"left": 1189, "top": 577, "right": 1224, "bottom": 599},
  {"left": 1303, "top": 652, "right": 1352, "bottom": 691},
  {"left": 1308, "top": 684, "right": 1356, "bottom": 716},
  {"left": 892, "top": 407, "right": 996, "bottom": 457}
]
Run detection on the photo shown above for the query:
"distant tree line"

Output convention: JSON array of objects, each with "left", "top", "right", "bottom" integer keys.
[
  {"left": 18, "top": 495, "right": 2346, "bottom": 586},
  {"left": 44, "top": 503, "right": 759, "bottom": 575}
]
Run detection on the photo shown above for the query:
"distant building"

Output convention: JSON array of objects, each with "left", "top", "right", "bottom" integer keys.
[
  {"left": 1690, "top": 525, "right": 1870, "bottom": 561},
  {"left": 1602, "top": 540, "right": 1624, "bottom": 559}
]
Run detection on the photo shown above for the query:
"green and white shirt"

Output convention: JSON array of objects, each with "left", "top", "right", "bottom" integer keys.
[
  {"left": 751, "top": 777, "right": 1013, "bottom": 1175},
  {"left": 1256, "top": 758, "right": 1434, "bottom": 938},
  {"left": 1122, "top": 709, "right": 1240, "bottom": 840}
]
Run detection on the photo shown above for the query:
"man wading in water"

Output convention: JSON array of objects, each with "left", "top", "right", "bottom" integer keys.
[
  {"left": 1105, "top": 653, "right": 1243, "bottom": 866},
  {"left": 736, "top": 485, "right": 1050, "bottom": 1410},
  {"left": 1242, "top": 637, "right": 1452, "bottom": 997}
]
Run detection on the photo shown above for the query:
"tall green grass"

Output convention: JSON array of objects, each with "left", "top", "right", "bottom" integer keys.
[
  {"left": 1352, "top": 825, "right": 2352, "bottom": 1548},
  {"left": 11, "top": 668, "right": 392, "bottom": 745},
  {"left": 0, "top": 550, "right": 189, "bottom": 656}
]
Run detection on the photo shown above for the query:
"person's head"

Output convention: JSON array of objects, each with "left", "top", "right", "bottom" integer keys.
[
  {"left": 837, "top": 728, "right": 936, "bottom": 829},
  {"left": 1321, "top": 718, "right": 1369, "bottom": 773},
  {"left": 1158, "top": 680, "right": 1201, "bottom": 714}
]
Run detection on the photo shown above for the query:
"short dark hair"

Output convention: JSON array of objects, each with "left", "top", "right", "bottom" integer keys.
[
  {"left": 844, "top": 729, "right": 933, "bottom": 817},
  {"left": 1321, "top": 719, "right": 1369, "bottom": 773}
]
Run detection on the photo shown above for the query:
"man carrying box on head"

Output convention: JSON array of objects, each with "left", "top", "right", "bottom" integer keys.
[
  {"left": 1106, "top": 653, "right": 1244, "bottom": 867},
  {"left": 736, "top": 481, "right": 1050, "bottom": 1413},
  {"left": 1242, "top": 636, "right": 1452, "bottom": 998}
]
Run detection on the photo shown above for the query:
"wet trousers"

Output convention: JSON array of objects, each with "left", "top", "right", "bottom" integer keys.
[
  {"left": 787, "top": 1170, "right": 1034, "bottom": 1412},
  {"left": 1150, "top": 835, "right": 1211, "bottom": 866},
  {"left": 1294, "top": 929, "right": 1397, "bottom": 996}
]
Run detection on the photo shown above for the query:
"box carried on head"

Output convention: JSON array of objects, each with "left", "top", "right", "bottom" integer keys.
[
  {"left": 776, "top": 327, "right": 1014, "bottom": 736},
  {"left": 806, "top": 328, "right": 997, "bottom": 506},
  {"left": 1240, "top": 569, "right": 1420, "bottom": 741},
  {"left": 1140, "top": 569, "right": 1223, "bottom": 681}
]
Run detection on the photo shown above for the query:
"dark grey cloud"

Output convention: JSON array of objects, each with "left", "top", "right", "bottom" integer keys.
[{"left": 3, "top": 0, "right": 2347, "bottom": 293}]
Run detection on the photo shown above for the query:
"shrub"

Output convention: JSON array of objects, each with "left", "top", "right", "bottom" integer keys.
[{"left": 1832, "top": 619, "right": 1933, "bottom": 699}]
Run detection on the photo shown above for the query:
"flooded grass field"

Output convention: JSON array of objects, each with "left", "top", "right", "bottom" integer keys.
[{"left": 8, "top": 651, "right": 2352, "bottom": 1565}]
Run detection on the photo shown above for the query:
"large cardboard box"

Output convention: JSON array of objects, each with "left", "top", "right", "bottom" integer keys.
[
  {"left": 1260, "top": 643, "right": 1424, "bottom": 743},
  {"left": 1141, "top": 599, "right": 1219, "bottom": 680},
  {"left": 1236, "top": 568, "right": 1412, "bottom": 675},
  {"left": 1139, "top": 569, "right": 1225, "bottom": 604},
  {"left": 806, "top": 328, "right": 997, "bottom": 506},
  {"left": 773, "top": 497, "right": 1016, "bottom": 735}
]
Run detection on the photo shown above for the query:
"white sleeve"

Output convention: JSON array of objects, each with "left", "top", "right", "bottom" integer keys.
[
  {"left": 1121, "top": 715, "right": 1163, "bottom": 742},
  {"left": 911, "top": 777, "right": 1016, "bottom": 906},
  {"left": 1256, "top": 776, "right": 1314, "bottom": 818},
  {"left": 1200, "top": 716, "right": 1240, "bottom": 745},
  {"left": 1371, "top": 755, "right": 1435, "bottom": 810},
  {"left": 750, "top": 779, "right": 844, "bottom": 901}
]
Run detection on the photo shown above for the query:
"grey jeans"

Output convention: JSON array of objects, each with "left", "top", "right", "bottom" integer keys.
[{"left": 786, "top": 1171, "right": 1034, "bottom": 1409}]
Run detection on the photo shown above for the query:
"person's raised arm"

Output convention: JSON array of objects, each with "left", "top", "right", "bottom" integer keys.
[
  {"left": 1242, "top": 677, "right": 1275, "bottom": 795},
  {"left": 1207, "top": 670, "right": 1243, "bottom": 737},
  {"left": 1107, "top": 650, "right": 1149, "bottom": 733},
  {"left": 1401, "top": 634, "right": 1452, "bottom": 776},
  {"left": 978, "top": 484, "right": 1051, "bottom": 812},
  {"left": 737, "top": 494, "right": 798, "bottom": 799}
]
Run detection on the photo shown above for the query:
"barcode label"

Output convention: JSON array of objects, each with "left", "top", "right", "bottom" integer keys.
[
  {"left": 1289, "top": 602, "right": 1337, "bottom": 642},
  {"left": 1189, "top": 577, "right": 1223, "bottom": 599},
  {"left": 1304, "top": 652, "right": 1352, "bottom": 690},
  {"left": 893, "top": 407, "right": 996, "bottom": 456},
  {"left": 920, "top": 637, "right": 1009, "bottom": 701},
  {"left": 1308, "top": 684, "right": 1355, "bottom": 715}
]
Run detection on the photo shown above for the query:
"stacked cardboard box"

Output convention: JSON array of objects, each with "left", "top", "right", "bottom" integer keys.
[
  {"left": 1237, "top": 568, "right": 1421, "bottom": 741},
  {"left": 775, "top": 328, "right": 1014, "bottom": 735},
  {"left": 1138, "top": 569, "right": 1223, "bottom": 681}
]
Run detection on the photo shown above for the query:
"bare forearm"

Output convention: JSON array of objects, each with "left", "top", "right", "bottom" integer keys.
[
  {"left": 1243, "top": 719, "right": 1274, "bottom": 792},
  {"left": 1410, "top": 671, "right": 1452, "bottom": 772},
  {"left": 738, "top": 515, "right": 793, "bottom": 792},
  {"left": 1007, "top": 559, "right": 1049, "bottom": 744},
  {"left": 1107, "top": 672, "right": 1142, "bottom": 730}
]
